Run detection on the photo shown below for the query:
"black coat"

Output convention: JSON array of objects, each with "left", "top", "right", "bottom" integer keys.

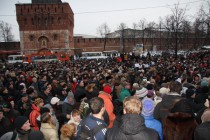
[
  {"left": 194, "top": 122, "right": 210, "bottom": 140},
  {"left": 154, "top": 94, "right": 183, "bottom": 123},
  {"left": 74, "top": 86, "right": 87, "bottom": 102},
  {"left": 0, "top": 117, "right": 12, "bottom": 137},
  {"left": 106, "top": 114, "right": 160, "bottom": 140}
]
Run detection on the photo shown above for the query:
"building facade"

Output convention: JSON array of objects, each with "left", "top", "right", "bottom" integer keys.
[{"left": 16, "top": 0, "right": 74, "bottom": 54}]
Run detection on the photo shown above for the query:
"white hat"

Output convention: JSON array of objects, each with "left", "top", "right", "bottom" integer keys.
[{"left": 50, "top": 97, "right": 60, "bottom": 105}]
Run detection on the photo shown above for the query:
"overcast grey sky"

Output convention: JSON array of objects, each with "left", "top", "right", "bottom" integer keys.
[{"left": 0, "top": 0, "right": 207, "bottom": 41}]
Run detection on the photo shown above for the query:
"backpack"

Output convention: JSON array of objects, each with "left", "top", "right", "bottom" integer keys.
[{"left": 78, "top": 119, "right": 106, "bottom": 140}]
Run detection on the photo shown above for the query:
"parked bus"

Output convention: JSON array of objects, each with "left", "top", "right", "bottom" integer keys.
[
  {"left": 8, "top": 55, "right": 24, "bottom": 63},
  {"left": 102, "top": 50, "right": 119, "bottom": 57},
  {"left": 80, "top": 52, "right": 107, "bottom": 59},
  {"left": 23, "top": 52, "right": 69, "bottom": 63}
]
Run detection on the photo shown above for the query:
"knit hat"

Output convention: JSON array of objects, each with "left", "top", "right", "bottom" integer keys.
[
  {"left": 201, "top": 80, "right": 208, "bottom": 87},
  {"left": 186, "top": 89, "right": 195, "bottom": 98},
  {"left": 135, "top": 88, "right": 148, "bottom": 98},
  {"left": 2, "top": 102, "right": 12, "bottom": 109},
  {"left": 147, "top": 90, "right": 154, "bottom": 98},
  {"left": 201, "top": 109, "right": 210, "bottom": 123},
  {"left": 103, "top": 85, "right": 112, "bottom": 94},
  {"left": 14, "top": 116, "right": 28, "bottom": 129},
  {"left": 141, "top": 98, "right": 154, "bottom": 117},
  {"left": 50, "top": 97, "right": 60, "bottom": 105}
]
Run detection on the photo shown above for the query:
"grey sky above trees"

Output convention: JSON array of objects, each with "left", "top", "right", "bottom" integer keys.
[{"left": 0, "top": 0, "right": 208, "bottom": 41}]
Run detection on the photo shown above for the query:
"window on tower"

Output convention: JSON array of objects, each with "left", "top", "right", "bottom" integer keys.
[
  {"left": 24, "top": 18, "right": 27, "bottom": 25},
  {"left": 54, "top": 34, "right": 58, "bottom": 40},
  {"left": 31, "top": 18, "right": 34, "bottom": 25},
  {"left": 29, "top": 35, "right": 34, "bottom": 41}
]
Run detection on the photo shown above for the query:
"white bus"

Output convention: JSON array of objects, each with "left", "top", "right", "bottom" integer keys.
[
  {"left": 102, "top": 50, "right": 119, "bottom": 57},
  {"left": 80, "top": 52, "right": 108, "bottom": 59},
  {"left": 8, "top": 55, "right": 23, "bottom": 63}
]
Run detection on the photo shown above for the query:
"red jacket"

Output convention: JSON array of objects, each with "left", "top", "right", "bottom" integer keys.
[
  {"left": 29, "top": 104, "right": 40, "bottom": 130},
  {"left": 98, "top": 91, "right": 116, "bottom": 128}
]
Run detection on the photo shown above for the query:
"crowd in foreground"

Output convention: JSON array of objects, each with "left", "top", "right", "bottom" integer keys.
[{"left": 0, "top": 50, "right": 210, "bottom": 140}]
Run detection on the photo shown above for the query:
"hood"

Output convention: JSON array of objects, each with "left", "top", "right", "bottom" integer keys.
[
  {"left": 120, "top": 114, "right": 145, "bottom": 135},
  {"left": 98, "top": 91, "right": 112, "bottom": 100},
  {"left": 31, "top": 104, "right": 40, "bottom": 112},
  {"left": 63, "top": 97, "right": 75, "bottom": 105}
]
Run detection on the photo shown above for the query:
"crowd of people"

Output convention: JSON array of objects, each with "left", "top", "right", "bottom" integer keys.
[{"left": 0, "top": 50, "right": 210, "bottom": 140}]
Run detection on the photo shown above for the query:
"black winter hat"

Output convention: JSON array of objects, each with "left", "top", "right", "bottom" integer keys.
[
  {"left": 186, "top": 89, "right": 195, "bottom": 98},
  {"left": 14, "top": 116, "right": 28, "bottom": 129}
]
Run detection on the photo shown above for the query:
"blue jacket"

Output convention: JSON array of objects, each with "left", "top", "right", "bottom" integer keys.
[
  {"left": 142, "top": 115, "right": 163, "bottom": 140},
  {"left": 76, "top": 115, "right": 107, "bottom": 140}
]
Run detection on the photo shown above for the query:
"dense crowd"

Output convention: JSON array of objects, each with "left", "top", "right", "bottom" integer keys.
[{"left": 0, "top": 50, "right": 210, "bottom": 140}]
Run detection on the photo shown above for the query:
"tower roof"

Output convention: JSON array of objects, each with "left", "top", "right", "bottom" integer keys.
[{"left": 32, "top": 0, "right": 62, "bottom": 4}]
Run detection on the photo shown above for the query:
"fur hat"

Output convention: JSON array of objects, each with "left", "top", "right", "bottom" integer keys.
[{"left": 141, "top": 98, "right": 154, "bottom": 117}]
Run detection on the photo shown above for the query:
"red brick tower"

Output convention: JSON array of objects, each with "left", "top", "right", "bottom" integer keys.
[{"left": 16, "top": 0, "right": 74, "bottom": 54}]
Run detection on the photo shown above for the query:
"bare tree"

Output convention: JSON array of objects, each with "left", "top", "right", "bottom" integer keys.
[
  {"left": 118, "top": 22, "right": 127, "bottom": 53},
  {"left": 138, "top": 18, "right": 147, "bottom": 50},
  {"left": 158, "top": 17, "right": 164, "bottom": 50},
  {"left": 97, "top": 23, "right": 111, "bottom": 51},
  {"left": 163, "top": 3, "right": 187, "bottom": 59},
  {"left": 147, "top": 21, "right": 158, "bottom": 50},
  {"left": 195, "top": 2, "right": 210, "bottom": 46},
  {"left": 0, "top": 20, "right": 14, "bottom": 42},
  {"left": 132, "top": 23, "right": 138, "bottom": 47}
]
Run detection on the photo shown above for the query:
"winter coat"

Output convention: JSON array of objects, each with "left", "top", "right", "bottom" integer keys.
[
  {"left": 106, "top": 114, "right": 160, "bottom": 140},
  {"left": 76, "top": 115, "right": 107, "bottom": 140},
  {"left": 154, "top": 93, "right": 182, "bottom": 123},
  {"left": 40, "top": 123, "right": 59, "bottom": 140},
  {"left": 142, "top": 115, "right": 163, "bottom": 140},
  {"left": 185, "top": 98, "right": 204, "bottom": 113},
  {"left": 39, "top": 92, "right": 52, "bottom": 105},
  {"left": 0, "top": 117, "right": 12, "bottom": 137},
  {"left": 194, "top": 122, "right": 210, "bottom": 140},
  {"left": 29, "top": 104, "right": 40, "bottom": 130},
  {"left": 4, "top": 109, "right": 20, "bottom": 129},
  {"left": 62, "top": 97, "right": 75, "bottom": 122},
  {"left": 98, "top": 91, "right": 116, "bottom": 128},
  {"left": 119, "top": 88, "right": 131, "bottom": 102},
  {"left": 74, "top": 86, "right": 87, "bottom": 102},
  {"left": 163, "top": 112, "right": 197, "bottom": 140}
]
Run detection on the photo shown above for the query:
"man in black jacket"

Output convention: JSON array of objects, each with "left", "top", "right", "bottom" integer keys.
[
  {"left": 106, "top": 96, "right": 159, "bottom": 140},
  {"left": 0, "top": 108, "right": 12, "bottom": 137}
]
